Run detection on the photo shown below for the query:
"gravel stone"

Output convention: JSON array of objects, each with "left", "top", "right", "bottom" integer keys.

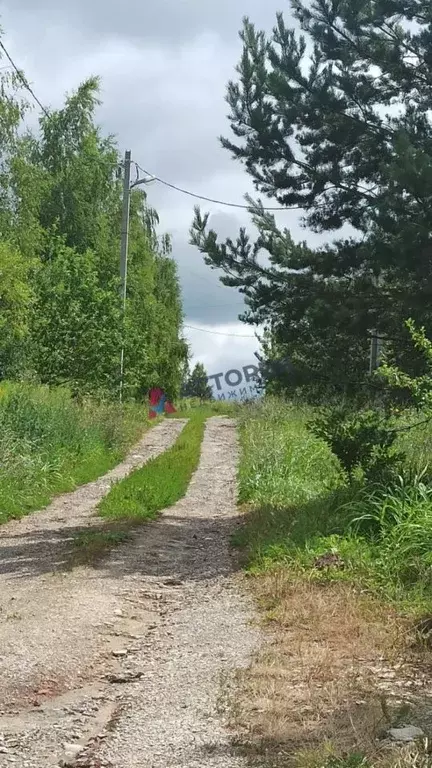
[
  {"left": 95, "top": 418, "right": 260, "bottom": 767},
  {"left": 388, "top": 725, "right": 425, "bottom": 742}
]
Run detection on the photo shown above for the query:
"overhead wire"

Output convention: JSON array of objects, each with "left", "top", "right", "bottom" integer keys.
[
  {"left": 0, "top": 45, "right": 266, "bottom": 343},
  {"left": 183, "top": 324, "right": 256, "bottom": 339},
  {"left": 0, "top": 49, "right": 332, "bottom": 217},
  {"left": 135, "top": 163, "right": 313, "bottom": 212},
  {"left": 0, "top": 46, "right": 368, "bottom": 219},
  {"left": 0, "top": 40, "right": 50, "bottom": 118},
  {"left": 186, "top": 302, "right": 245, "bottom": 309}
]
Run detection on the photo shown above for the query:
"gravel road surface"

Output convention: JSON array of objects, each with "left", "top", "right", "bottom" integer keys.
[{"left": 0, "top": 417, "right": 259, "bottom": 768}]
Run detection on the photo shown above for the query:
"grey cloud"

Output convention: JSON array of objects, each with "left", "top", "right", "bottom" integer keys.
[
  {"left": 6, "top": 0, "right": 288, "bottom": 46},
  {"left": 171, "top": 235, "right": 246, "bottom": 326},
  {"left": 186, "top": 324, "right": 260, "bottom": 398},
  {"left": 97, "top": 61, "right": 234, "bottom": 185},
  {"left": 205, "top": 211, "right": 249, "bottom": 240}
]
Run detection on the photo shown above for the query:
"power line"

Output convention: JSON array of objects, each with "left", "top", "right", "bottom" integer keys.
[
  {"left": 0, "top": 40, "right": 50, "bottom": 118},
  {"left": 186, "top": 302, "right": 245, "bottom": 309},
  {"left": 0, "top": 49, "right": 317, "bottom": 215},
  {"left": 135, "top": 163, "right": 311, "bottom": 212},
  {"left": 184, "top": 324, "right": 256, "bottom": 338}
]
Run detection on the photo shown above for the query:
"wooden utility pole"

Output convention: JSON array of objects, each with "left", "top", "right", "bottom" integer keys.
[
  {"left": 120, "top": 150, "right": 132, "bottom": 311},
  {"left": 119, "top": 150, "right": 132, "bottom": 402},
  {"left": 369, "top": 330, "right": 379, "bottom": 374},
  {"left": 369, "top": 273, "right": 384, "bottom": 374},
  {"left": 118, "top": 153, "right": 155, "bottom": 401}
]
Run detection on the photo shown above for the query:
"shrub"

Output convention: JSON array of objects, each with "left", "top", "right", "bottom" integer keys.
[{"left": 309, "top": 407, "right": 403, "bottom": 483}]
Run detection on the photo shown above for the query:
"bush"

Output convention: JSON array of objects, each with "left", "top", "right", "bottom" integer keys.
[
  {"left": 309, "top": 407, "right": 403, "bottom": 483},
  {"left": 237, "top": 397, "right": 432, "bottom": 610},
  {"left": 307, "top": 321, "right": 432, "bottom": 485}
]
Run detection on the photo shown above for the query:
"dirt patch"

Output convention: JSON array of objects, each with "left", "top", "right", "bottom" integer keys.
[{"left": 232, "top": 570, "right": 432, "bottom": 766}]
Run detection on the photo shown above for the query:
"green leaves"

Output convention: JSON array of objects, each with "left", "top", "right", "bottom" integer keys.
[
  {"left": 0, "top": 241, "right": 34, "bottom": 380},
  {"left": 0, "top": 72, "right": 185, "bottom": 400},
  {"left": 191, "top": 1, "right": 432, "bottom": 400},
  {"left": 379, "top": 320, "right": 432, "bottom": 413},
  {"left": 31, "top": 240, "right": 122, "bottom": 396}
]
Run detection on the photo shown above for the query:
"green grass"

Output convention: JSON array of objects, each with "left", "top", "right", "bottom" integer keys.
[
  {"left": 0, "top": 382, "right": 147, "bottom": 524},
  {"left": 238, "top": 398, "right": 340, "bottom": 509},
  {"left": 99, "top": 405, "right": 227, "bottom": 522},
  {"left": 172, "top": 397, "right": 239, "bottom": 417},
  {"left": 236, "top": 397, "right": 432, "bottom": 613}
]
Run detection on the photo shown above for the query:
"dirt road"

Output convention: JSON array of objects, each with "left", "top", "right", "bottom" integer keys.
[{"left": 0, "top": 417, "right": 258, "bottom": 767}]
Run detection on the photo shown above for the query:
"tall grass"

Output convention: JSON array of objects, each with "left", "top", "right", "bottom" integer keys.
[
  {"left": 0, "top": 382, "right": 147, "bottom": 523},
  {"left": 349, "top": 473, "right": 432, "bottom": 590},
  {"left": 237, "top": 397, "right": 432, "bottom": 611},
  {"left": 238, "top": 398, "right": 340, "bottom": 508}
]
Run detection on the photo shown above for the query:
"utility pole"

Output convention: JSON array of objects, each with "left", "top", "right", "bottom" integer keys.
[
  {"left": 120, "top": 150, "right": 132, "bottom": 312},
  {"left": 369, "top": 330, "right": 380, "bottom": 374},
  {"left": 369, "top": 273, "right": 384, "bottom": 374},
  {"left": 119, "top": 150, "right": 132, "bottom": 402},
  {"left": 118, "top": 152, "right": 155, "bottom": 402},
  {"left": 369, "top": 330, "right": 384, "bottom": 374}
]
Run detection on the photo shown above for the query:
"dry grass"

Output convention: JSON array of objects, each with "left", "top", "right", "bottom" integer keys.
[{"left": 234, "top": 571, "right": 432, "bottom": 767}]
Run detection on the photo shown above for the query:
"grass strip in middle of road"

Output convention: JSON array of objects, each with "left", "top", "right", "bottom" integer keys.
[
  {"left": 71, "top": 407, "right": 230, "bottom": 564},
  {"left": 98, "top": 409, "right": 209, "bottom": 522}
]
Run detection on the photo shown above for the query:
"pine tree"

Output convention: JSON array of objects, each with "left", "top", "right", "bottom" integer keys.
[
  {"left": 191, "top": 1, "right": 432, "bottom": 397},
  {"left": 183, "top": 363, "right": 213, "bottom": 401}
]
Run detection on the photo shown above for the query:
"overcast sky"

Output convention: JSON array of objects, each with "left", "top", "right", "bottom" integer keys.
[{"left": 0, "top": 0, "right": 322, "bottom": 384}]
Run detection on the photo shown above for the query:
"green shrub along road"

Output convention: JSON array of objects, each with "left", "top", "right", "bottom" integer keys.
[{"left": 0, "top": 382, "right": 147, "bottom": 524}]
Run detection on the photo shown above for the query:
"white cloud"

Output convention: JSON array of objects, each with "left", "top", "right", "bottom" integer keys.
[{"left": 184, "top": 323, "right": 260, "bottom": 400}]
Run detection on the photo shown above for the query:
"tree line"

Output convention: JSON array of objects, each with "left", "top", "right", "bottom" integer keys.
[
  {"left": 0, "top": 68, "right": 186, "bottom": 400},
  {"left": 191, "top": 0, "right": 432, "bottom": 402}
]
